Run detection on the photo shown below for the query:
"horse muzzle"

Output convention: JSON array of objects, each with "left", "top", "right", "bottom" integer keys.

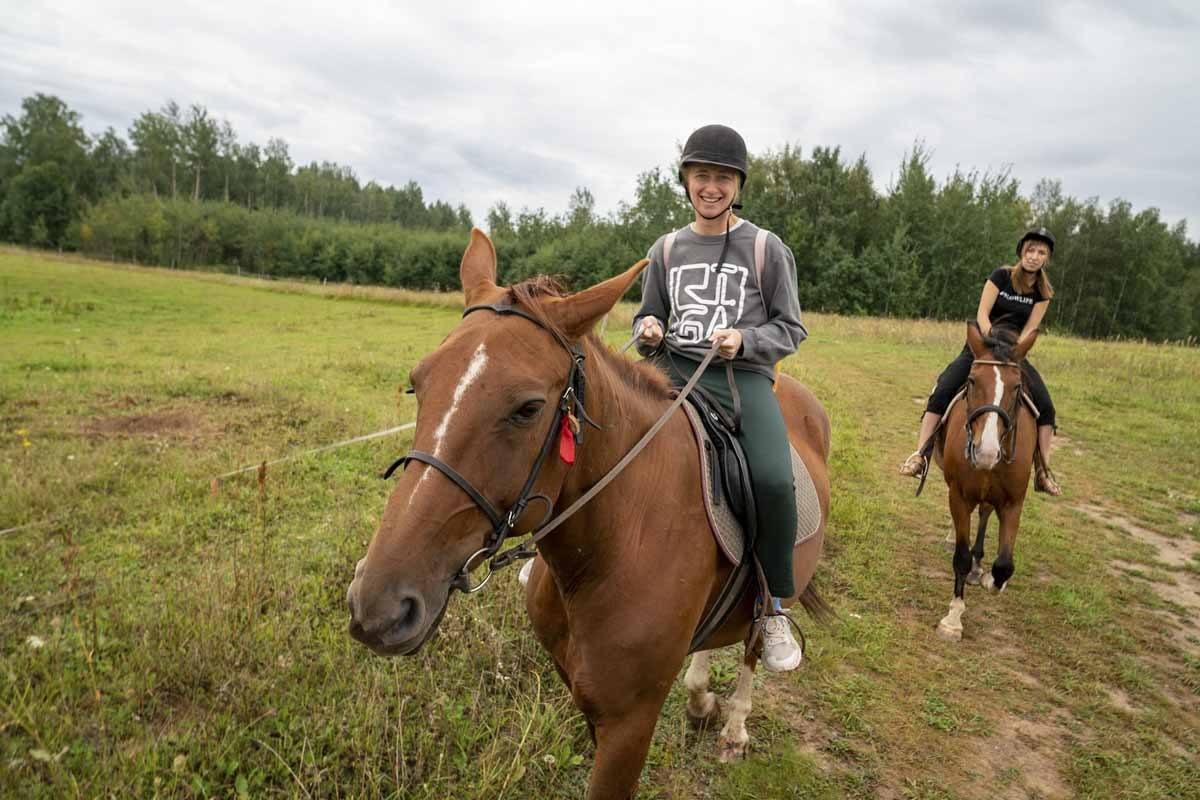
[
  {"left": 346, "top": 567, "right": 447, "bottom": 656},
  {"left": 964, "top": 403, "right": 1013, "bottom": 471}
]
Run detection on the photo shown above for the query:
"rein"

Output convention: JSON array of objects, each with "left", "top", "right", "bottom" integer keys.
[
  {"left": 383, "top": 303, "right": 720, "bottom": 594},
  {"left": 963, "top": 358, "right": 1023, "bottom": 467}
]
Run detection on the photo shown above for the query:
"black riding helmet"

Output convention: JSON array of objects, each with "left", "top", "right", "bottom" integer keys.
[
  {"left": 1017, "top": 227, "right": 1056, "bottom": 257},
  {"left": 678, "top": 125, "right": 749, "bottom": 228},
  {"left": 678, "top": 124, "right": 749, "bottom": 188}
]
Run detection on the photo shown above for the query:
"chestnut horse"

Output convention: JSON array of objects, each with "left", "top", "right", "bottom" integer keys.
[
  {"left": 934, "top": 322, "right": 1038, "bottom": 641},
  {"left": 346, "top": 229, "right": 830, "bottom": 799}
]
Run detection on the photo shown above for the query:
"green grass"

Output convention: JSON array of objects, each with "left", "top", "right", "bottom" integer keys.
[{"left": 3, "top": 247, "right": 1199, "bottom": 798}]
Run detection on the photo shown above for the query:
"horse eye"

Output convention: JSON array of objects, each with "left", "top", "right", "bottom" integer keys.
[{"left": 510, "top": 400, "right": 545, "bottom": 425}]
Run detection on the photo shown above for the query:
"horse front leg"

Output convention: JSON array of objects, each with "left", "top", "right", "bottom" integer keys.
[
  {"left": 938, "top": 490, "right": 974, "bottom": 641},
  {"left": 983, "top": 502, "right": 1021, "bottom": 593},
  {"left": 967, "top": 504, "right": 992, "bottom": 585},
  {"left": 587, "top": 703, "right": 667, "bottom": 800},
  {"left": 684, "top": 649, "right": 721, "bottom": 728},
  {"left": 717, "top": 650, "right": 758, "bottom": 762}
]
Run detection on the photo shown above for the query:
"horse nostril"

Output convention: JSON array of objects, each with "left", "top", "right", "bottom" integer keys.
[
  {"left": 382, "top": 594, "right": 424, "bottom": 644},
  {"left": 348, "top": 587, "right": 428, "bottom": 650}
]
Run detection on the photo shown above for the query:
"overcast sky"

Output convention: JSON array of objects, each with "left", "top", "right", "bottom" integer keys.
[{"left": 2, "top": 0, "right": 1196, "bottom": 236}]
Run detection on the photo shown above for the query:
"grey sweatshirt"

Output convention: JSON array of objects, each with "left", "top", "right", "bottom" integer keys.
[{"left": 632, "top": 220, "right": 806, "bottom": 379}]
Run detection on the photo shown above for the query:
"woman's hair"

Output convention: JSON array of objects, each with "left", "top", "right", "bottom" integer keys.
[{"left": 1010, "top": 242, "right": 1055, "bottom": 299}]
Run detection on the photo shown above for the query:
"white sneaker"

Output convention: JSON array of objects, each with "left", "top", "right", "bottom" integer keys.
[
  {"left": 518, "top": 559, "right": 534, "bottom": 587},
  {"left": 761, "top": 615, "right": 802, "bottom": 672}
]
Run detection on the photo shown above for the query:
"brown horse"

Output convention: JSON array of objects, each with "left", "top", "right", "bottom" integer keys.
[
  {"left": 934, "top": 322, "right": 1038, "bottom": 641},
  {"left": 346, "top": 229, "right": 831, "bottom": 799}
]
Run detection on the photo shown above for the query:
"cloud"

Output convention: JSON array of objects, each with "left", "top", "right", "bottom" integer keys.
[{"left": 1, "top": 0, "right": 1195, "bottom": 237}]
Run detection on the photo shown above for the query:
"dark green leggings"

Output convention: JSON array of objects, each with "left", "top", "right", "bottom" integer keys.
[{"left": 660, "top": 354, "right": 797, "bottom": 597}]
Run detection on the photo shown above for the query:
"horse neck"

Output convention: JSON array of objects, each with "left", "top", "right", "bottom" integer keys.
[{"left": 535, "top": 337, "right": 681, "bottom": 591}]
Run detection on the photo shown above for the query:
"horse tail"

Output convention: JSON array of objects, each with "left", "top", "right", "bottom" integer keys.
[{"left": 796, "top": 580, "right": 836, "bottom": 624}]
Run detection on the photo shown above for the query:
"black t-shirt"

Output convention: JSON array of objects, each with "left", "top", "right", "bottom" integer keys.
[{"left": 987, "top": 267, "right": 1045, "bottom": 333}]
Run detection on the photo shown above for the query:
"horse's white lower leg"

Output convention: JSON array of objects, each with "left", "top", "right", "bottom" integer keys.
[
  {"left": 684, "top": 651, "right": 718, "bottom": 727},
  {"left": 980, "top": 569, "right": 1009, "bottom": 593},
  {"left": 717, "top": 660, "right": 755, "bottom": 762},
  {"left": 967, "top": 558, "right": 983, "bottom": 585},
  {"left": 937, "top": 597, "right": 965, "bottom": 641}
]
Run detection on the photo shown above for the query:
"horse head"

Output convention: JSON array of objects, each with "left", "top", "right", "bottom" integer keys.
[
  {"left": 346, "top": 228, "right": 646, "bottom": 656},
  {"left": 963, "top": 322, "right": 1037, "bottom": 470}
]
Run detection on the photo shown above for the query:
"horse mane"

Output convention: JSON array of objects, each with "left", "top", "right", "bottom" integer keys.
[
  {"left": 508, "top": 276, "right": 571, "bottom": 340},
  {"left": 982, "top": 326, "right": 1019, "bottom": 361},
  {"left": 507, "top": 277, "right": 674, "bottom": 411}
]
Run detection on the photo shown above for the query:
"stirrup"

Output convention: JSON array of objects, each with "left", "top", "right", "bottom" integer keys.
[
  {"left": 899, "top": 451, "right": 927, "bottom": 477},
  {"left": 1035, "top": 466, "right": 1061, "bottom": 496}
]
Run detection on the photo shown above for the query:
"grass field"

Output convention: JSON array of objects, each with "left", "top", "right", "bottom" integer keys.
[{"left": 2, "top": 247, "right": 1199, "bottom": 799}]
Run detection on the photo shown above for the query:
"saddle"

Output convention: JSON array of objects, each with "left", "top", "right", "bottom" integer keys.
[{"left": 680, "top": 392, "right": 823, "bottom": 652}]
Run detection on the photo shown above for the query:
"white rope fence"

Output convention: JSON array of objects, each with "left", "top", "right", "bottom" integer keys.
[
  {"left": 1, "top": 421, "right": 417, "bottom": 536},
  {"left": 209, "top": 421, "right": 416, "bottom": 481},
  {"left": 0, "top": 519, "right": 52, "bottom": 537}
]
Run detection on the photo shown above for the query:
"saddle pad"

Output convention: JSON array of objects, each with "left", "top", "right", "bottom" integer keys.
[{"left": 681, "top": 403, "right": 822, "bottom": 566}]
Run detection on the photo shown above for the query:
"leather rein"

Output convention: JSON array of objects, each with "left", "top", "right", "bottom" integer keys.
[
  {"left": 963, "top": 358, "right": 1023, "bottom": 467},
  {"left": 382, "top": 303, "right": 718, "bottom": 595}
]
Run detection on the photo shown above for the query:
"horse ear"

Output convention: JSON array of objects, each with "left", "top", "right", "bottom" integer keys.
[
  {"left": 460, "top": 228, "right": 499, "bottom": 305},
  {"left": 966, "top": 321, "right": 986, "bottom": 358},
  {"left": 1013, "top": 328, "right": 1038, "bottom": 361},
  {"left": 543, "top": 259, "right": 650, "bottom": 340}
]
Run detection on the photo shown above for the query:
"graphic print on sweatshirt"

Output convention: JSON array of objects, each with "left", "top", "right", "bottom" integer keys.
[{"left": 668, "top": 261, "right": 749, "bottom": 343}]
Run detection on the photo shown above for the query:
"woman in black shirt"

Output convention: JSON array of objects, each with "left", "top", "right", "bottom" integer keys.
[{"left": 899, "top": 228, "right": 1061, "bottom": 495}]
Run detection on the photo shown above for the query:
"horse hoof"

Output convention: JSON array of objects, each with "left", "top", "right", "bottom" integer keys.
[
  {"left": 936, "top": 620, "right": 963, "bottom": 642},
  {"left": 980, "top": 573, "right": 995, "bottom": 591},
  {"left": 966, "top": 570, "right": 982, "bottom": 586},
  {"left": 717, "top": 737, "right": 748, "bottom": 762},
  {"left": 686, "top": 700, "right": 721, "bottom": 731}
]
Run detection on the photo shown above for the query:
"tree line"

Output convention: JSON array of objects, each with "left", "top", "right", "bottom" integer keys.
[{"left": 2, "top": 93, "right": 1197, "bottom": 341}]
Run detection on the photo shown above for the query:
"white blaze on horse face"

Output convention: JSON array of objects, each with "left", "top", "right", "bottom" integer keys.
[
  {"left": 418, "top": 343, "right": 489, "bottom": 487},
  {"left": 977, "top": 365, "right": 1004, "bottom": 468}
]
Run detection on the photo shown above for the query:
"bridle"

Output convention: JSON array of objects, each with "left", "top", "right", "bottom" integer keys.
[
  {"left": 963, "top": 358, "right": 1023, "bottom": 467},
  {"left": 381, "top": 302, "right": 720, "bottom": 595},
  {"left": 382, "top": 303, "right": 591, "bottom": 594}
]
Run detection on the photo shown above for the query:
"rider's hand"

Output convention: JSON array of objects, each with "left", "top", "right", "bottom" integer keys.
[
  {"left": 711, "top": 328, "right": 743, "bottom": 360},
  {"left": 638, "top": 317, "right": 664, "bottom": 347}
]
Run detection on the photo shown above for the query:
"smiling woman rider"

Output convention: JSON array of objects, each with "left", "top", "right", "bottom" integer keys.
[
  {"left": 633, "top": 124, "right": 808, "bottom": 673},
  {"left": 899, "top": 227, "right": 1061, "bottom": 495}
]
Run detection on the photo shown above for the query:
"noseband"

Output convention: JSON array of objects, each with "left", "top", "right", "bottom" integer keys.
[
  {"left": 381, "top": 303, "right": 593, "bottom": 594},
  {"left": 963, "top": 358, "right": 1023, "bottom": 467}
]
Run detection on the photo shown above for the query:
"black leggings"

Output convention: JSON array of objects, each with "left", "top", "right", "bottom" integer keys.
[{"left": 925, "top": 345, "right": 1056, "bottom": 430}]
